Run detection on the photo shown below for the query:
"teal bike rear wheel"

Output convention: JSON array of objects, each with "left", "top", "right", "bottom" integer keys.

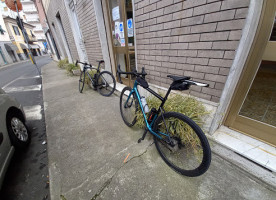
[{"left": 153, "top": 112, "right": 211, "bottom": 177}]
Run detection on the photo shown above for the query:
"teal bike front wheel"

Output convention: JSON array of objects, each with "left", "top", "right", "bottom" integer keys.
[
  {"left": 120, "top": 87, "right": 138, "bottom": 127},
  {"left": 153, "top": 112, "right": 211, "bottom": 177}
]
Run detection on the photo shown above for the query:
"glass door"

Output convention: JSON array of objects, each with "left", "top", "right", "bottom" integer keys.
[
  {"left": 225, "top": 2, "right": 276, "bottom": 146},
  {"left": 107, "top": 0, "right": 136, "bottom": 86}
]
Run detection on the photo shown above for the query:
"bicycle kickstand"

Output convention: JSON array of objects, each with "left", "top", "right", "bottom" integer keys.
[{"left": 138, "top": 128, "right": 148, "bottom": 143}]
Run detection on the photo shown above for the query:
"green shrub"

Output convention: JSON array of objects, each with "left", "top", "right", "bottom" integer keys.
[
  {"left": 66, "top": 63, "right": 79, "bottom": 75},
  {"left": 83, "top": 69, "right": 97, "bottom": 89},
  {"left": 135, "top": 94, "right": 209, "bottom": 151},
  {"left": 136, "top": 94, "right": 208, "bottom": 129},
  {"left": 57, "top": 58, "right": 69, "bottom": 69}
]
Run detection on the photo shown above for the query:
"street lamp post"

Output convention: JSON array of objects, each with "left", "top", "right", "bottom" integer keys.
[{"left": 5, "top": 0, "right": 40, "bottom": 75}]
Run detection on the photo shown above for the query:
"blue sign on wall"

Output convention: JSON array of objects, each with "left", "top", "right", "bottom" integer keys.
[
  {"left": 127, "top": 19, "right": 133, "bottom": 37},
  {"left": 128, "top": 19, "right": 132, "bottom": 29},
  {"left": 43, "top": 42, "right": 48, "bottom": 49},
  {"left": 119, "top": 23, "right": 123, "bottom": 32}
]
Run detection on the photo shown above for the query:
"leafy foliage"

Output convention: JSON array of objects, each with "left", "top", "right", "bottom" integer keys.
[
  {"left": 66, "top": 63, "right": 79, "bottom": 76},
  {"left": 135, "top": 94, "right": 208, "bottom": 129},
  {"left": 57, "top": 58, "right": 69, "bottom": 69},
  {"left": 82, "top": 69, "right": 98, "bottom": 90},
  {"left": 135, "top": 94, "right": 209, "bottom": 151}
]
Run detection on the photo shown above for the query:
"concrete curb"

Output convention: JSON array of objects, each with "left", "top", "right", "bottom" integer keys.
[{"left": 208, "top": 137, "right": 276, "bottom": 192}]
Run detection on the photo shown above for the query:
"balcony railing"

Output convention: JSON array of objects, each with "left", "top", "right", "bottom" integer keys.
[
  {"left": 33, "top": 27, "right": 43, "bottom": 32},
  {"left": 26, "top": 18, "right": 40, "bottom": 23},
  {"left": 23, "top": 9, "right": 38, "bottom": 13},
  {"left": 27, "top": 34, "right": 37, "bottom": 42}
]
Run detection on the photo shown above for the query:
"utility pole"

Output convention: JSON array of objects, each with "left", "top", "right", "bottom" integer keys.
[{"left": 5, "top": 0, "right": 40, "bottom": 75}]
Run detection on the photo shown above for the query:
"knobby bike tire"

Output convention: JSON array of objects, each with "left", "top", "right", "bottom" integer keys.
[
  {"left": 96, "top": 71, "right": 116, "bottom": 96},
  {"left": 153, "top": 112, "right": 211, "bottom": 177},
  {"left": 79, "top": 70, "right": 85, "bottom": 93},
  {"left": 120, "top": 87, "right": 138, "bottom": 127}
]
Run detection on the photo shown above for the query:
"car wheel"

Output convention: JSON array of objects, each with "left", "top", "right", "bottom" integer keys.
[{"left": 6, "top": 112, "right": 30, "bottom": 149}]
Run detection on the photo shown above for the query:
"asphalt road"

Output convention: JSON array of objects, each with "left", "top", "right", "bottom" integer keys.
[{"left": 0, "top": 56, "right": 52, "bottom": 200}]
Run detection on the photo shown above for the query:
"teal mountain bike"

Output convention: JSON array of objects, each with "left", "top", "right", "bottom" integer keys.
[{"left": 117, "top": 66, "right": 211, "bottom": 177}]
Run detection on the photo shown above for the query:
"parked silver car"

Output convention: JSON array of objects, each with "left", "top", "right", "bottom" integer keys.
[{"left": 0, "top": 88, "right": 30, "bottom": 188}]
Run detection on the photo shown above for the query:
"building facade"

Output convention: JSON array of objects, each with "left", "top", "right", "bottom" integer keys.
[
  {"left": 21, "top": 0, "right": 47, "bottom": 52},
  {"left": 42, "top": 0, "right": 79, "bottom": 63},
  {"left": 0, "top": 8, "right": 18, "bottom": 66},
  {"left": 4, "top": 16, "right": 41, "bottom": 60},
  {"left": 42, "top": 0, "right": 276, "bottom": 171},
  {"left": 34, "top": 0, "right": 50, "bottom": 53}
]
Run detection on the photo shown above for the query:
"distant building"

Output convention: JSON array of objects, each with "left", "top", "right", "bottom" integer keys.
[
  {"left": 0, "top": 9, "right": 18, "bottom": 66},
  {"left": 21, "top": 0, "right": 46, "bottom": 52},
  {"left": 41, "top": 0, "right": 78, "bottom": 62},
  {"left": 4, "top": 16, "right": 41, "bottom": 60}
]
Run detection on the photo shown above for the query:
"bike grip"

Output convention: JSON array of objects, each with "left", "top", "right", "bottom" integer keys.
[
  {"left": 117, "top": 64, "right": 122, "bottom": 71},
  {"left": 141, "top": 67, "right": 147, "bottom": 78}
]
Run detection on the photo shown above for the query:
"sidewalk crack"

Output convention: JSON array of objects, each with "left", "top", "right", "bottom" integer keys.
[
  {"left": 91, "top": 142, "right": 154, "bottom": 200},
  {"left": 125, "top": 142, "right": 154, "bottom": 164}
]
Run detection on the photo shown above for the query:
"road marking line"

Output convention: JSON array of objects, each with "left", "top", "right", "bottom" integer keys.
[
  {"left": 4, "top": 84, "right": 42, "bottom": 93},
  {"left": 2, "top": 74, "right": 40, "bottom": 89},
  {"left": 20, "top": 75, "right": 41, "bottom": 79},
  {"left": 2, "top": 75, "right": 24, "bottom": 89},
  {"left": 23, "top": 105, "right": 42, "bottom": 120}
]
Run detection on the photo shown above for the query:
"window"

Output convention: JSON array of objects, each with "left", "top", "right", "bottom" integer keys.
[
  {"left": 12, "top": 25, "right": 21, "bottom": 35},
  {"left": 30, "top": 30, "right": 35, "bottom": 37}
]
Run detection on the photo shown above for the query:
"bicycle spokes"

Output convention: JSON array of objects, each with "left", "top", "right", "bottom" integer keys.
[
  {"left": 156, "top": 117, "right": 204, "bottom": 170},
  {"left": 120, "top": 87, "right": 138, "bottom": 127},
  {"left": 97, "top": 71, "right": 116, "bottom": 96},
  {"left": 125, "top": 97, "right": 134, "bottom": 108}
]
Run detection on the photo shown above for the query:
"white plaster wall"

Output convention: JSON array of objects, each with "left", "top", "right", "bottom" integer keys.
[
  {"left": 41, "top": 0, "right": 50, "bottom": 13},
  {"left": 64, "top": 0, "right": 88, "bottom": 63},
  {"left": 209, "top": 0, "right": 264, "bottom": 134},
  {"left": 93, "top": 0, "right": 112, "bottom": 73},
  {"left": 0, "top": 10, "right": 11, "bottom": 42}
]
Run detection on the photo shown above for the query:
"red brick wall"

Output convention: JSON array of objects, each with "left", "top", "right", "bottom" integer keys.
[
  {"left": 76, "top": 0, "right": 103, "bottom": 67},
  {"left": 134, "top": 0, "right": 250, "bottom": 102}
]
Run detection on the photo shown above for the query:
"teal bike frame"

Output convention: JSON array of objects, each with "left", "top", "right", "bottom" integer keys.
[{"left": 125, "top": 80, "right": 172, "bottom": 140}]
